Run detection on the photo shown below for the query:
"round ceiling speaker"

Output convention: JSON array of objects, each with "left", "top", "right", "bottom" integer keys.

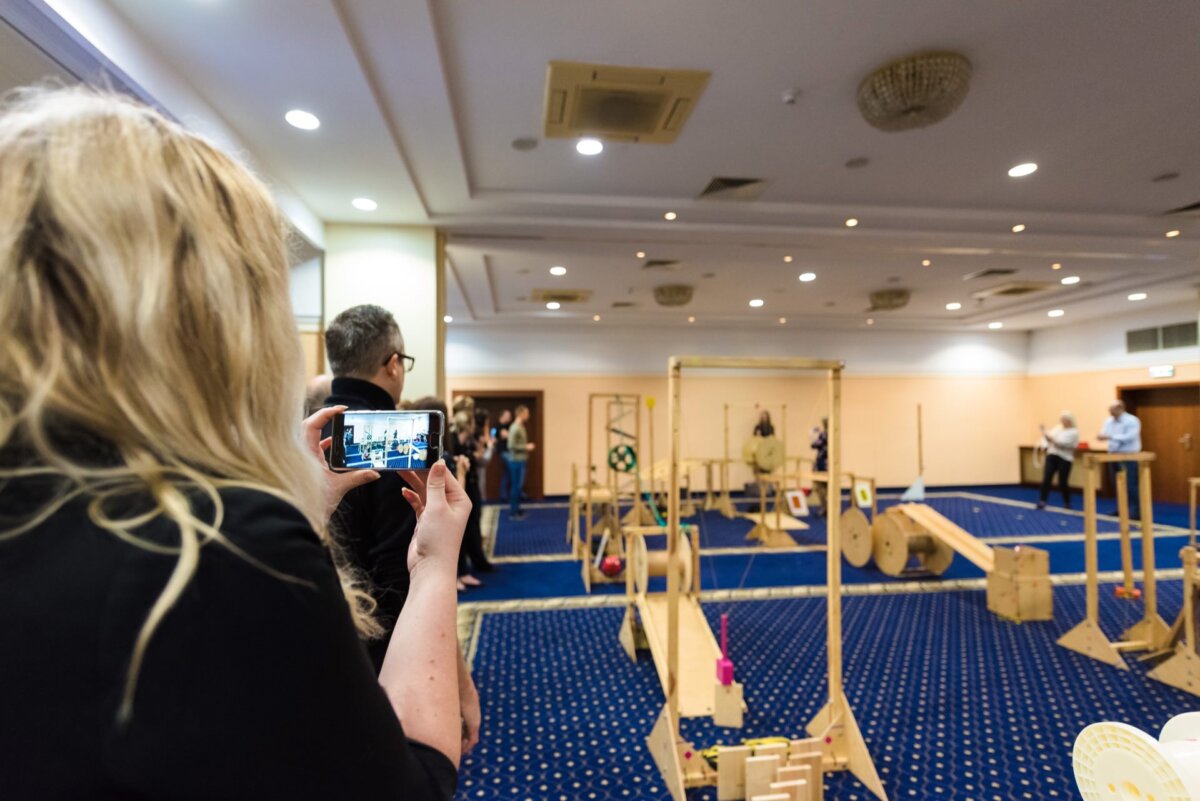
[
  {"left": 653, "top": 284, "right": 694, "bottom": 307},
  {"left": 857, "top": 51, "right": 972, "bottom": 132},
  {"left": 1072, "top": 713, "right": 1200, "bottom": 801}
]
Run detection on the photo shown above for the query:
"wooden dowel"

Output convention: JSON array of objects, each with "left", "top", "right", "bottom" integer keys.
[
  {"left": 827, "top": 367, "right": 844, "bottom": 702},
  {"left": 1116, "top": 468, "right": 1134, "bottom": 595},
  {"left": 1084, "top": 459, "right": 1099, "bottom": 623},
  {"left": 1139, "top": 462, "right": 1158, "bottom": 621}
]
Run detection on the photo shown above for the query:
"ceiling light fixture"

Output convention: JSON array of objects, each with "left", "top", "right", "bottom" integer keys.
[
  {"left": 866, "top": 318, "right": 875, "bottom": 326},
  {"left": 749, "top": 298, "right": 764, "bottom": 308},
  {"left": 664, "top": 211, "right": 677, "bottom": 221},
  {"left": 921, "top": 259, "right": 931, "bottom": 267},
  {"left": 687, "top": 316, "right": 696, "bottom": 323},
  {"left": 1165, "top": 229, "right": 1181, "bottom": 238},
  {"left": 778, "top": 317, "right": 787, "bottom": 324},
  {"left": 593, "top": 314, "right": 601, "bottom": 321},
  {"left": 351, "top": 197, "right": 378, "bottom": 211},
  {"left": 798, "top": 272, "right": 816, "bottom": 282},
  {"left": 1128, "top": 292, "right": 1147, "bottom": 301},
  {"left": 546, "top": 301, "right": 561, "bottom": 310},
  {"left": 443, "top": 315, "right": 453, "bottom": 323},
  {"left": 1047, "top": 309, "right": 1065, "bottom": 318},
  {"left": 284, "top": 109, "right": 320, "bottom": 130},
  {"left": 945, "top": 302, "right": 962, "bottom": 311},
  {"left": 575, "top": 137, "right": 603, "bottom": 156},
  {"left": 1061, "top": 275, "right": 1080, "bottom": 285},
  {"left": 1011, "top": 223, "right": 1026, "bottom": 233},
  {"left": 988, "top": 321, "right": 1003, "bottom": 330},
  {"left": 1008, "top": 162, "right": 1038, "bottom": 177},
  {"left": 783, "top": 255, "right": 793, "bottom": 263},
  {"left": 1051, "top": 262, "right": 1062, "bottom": 270},
  {"left": 845, "top": 217, "right": 859, "bottom": 227},
  {"left": 549, "top": 265, "right": 567, "bottom": 276},
  {"left": 636, "top": 251, "right": 646, "bottom": 259}
]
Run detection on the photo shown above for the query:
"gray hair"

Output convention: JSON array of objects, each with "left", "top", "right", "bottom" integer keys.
[{"left": 324, "top": 304, "right": 403, "bottom": 378}]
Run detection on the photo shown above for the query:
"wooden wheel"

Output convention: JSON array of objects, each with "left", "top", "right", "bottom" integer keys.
[
  {"left": 841, "top": 506, "right": 873, "bottom": 567},
  {"left": 632, "top": 533, "right": 693, "bottom": 596},
  {"left": 918, "top": 535, "right": 955, "bottom": 575},
  {"left": 872, "top": 511, "right": 921, "bottom": 577}
]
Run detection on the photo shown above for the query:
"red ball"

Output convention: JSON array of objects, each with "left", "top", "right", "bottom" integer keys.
[{"left": 600, "top": 556, "right": 623, "bottom": 577}]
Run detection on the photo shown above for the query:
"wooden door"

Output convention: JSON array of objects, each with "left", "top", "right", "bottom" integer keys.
[
  {"left": 1120, "top": 383, "right": 1200, "bottom": 504},
  {"left": 452, "top": 390, "right": 545, "bottom": 502}
]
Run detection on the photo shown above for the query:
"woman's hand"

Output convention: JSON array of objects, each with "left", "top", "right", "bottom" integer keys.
[
  {"left": 400, "top": 463, "right": 471, "bottom": 576},
  {"left": 304, "top": 405, "right": 381, "bottom": 520}
]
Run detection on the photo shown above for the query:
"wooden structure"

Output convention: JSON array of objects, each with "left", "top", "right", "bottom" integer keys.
[
  {"left": 714, "top": 738, "right": 826, "bottom": 801},
  {"left": 1057, "top": 452, "right": 1171, "bottom": 668},
  {"left": 1146, "top": 545, "right": 1200, "bottom": 696},
  {"left": 647, "top": 356, "right": 886, "bottom": 801}
]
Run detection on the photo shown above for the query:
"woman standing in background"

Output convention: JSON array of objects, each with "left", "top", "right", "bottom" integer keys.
[{"left": 1037, "top": 412, "right": 1080, "bottom": 510}]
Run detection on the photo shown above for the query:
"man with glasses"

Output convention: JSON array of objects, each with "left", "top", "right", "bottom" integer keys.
[{"left": 323, "top": 304, "right": 482, "bottom": 755}]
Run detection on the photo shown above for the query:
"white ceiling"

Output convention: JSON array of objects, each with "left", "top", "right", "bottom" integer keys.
[{"left": 26, "top": 0, "right": 1200, "bottom": 330}]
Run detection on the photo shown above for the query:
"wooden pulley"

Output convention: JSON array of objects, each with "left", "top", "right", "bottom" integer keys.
[
  {"left": 841, "top": 506, "right": 873, "bottom": 567},
  {"left": 632, "top": 532, "right": 693, "bottom": 596},
  {"left": 871, "top": 509, "right": 954, "bottom": 577},
  {"left": 743, "top": 435, "right": 784, "bottom": 473}
]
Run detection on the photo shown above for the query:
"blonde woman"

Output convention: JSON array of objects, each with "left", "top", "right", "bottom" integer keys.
[
  {"left": 1037, "top": 411, "right": 1080, "bottom": 510},
  {"left": 0, "top": 87, "right": 467, "bottom": 799}
]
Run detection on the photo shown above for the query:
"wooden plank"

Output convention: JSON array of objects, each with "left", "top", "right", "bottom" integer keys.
[
  {"left": 1082, "top": 451, "right": 1156, "bottom": 464},
  {"left": 639, "top": 593, "right": 721, "bottom": 717},
  {"left": 675, "top": 355, "right": 844, "bottom": 371},
  {"left": 716, "top": 745, "right": 751, "bottom": 801},
  {"left": 896, "top": 503, "right": 994, "bottom": 573},
  {"left": 745, "top": 755, "right": 782, "bottom": 799},
  {"left": 771, "top": 779, "right": 809, "bottom": 801}
]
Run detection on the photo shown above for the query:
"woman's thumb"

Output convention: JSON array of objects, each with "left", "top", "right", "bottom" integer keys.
[{"left": 425, "top": 462, "right": 447, "bottom": 492}]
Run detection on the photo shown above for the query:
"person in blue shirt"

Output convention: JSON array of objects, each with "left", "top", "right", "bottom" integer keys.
[{"left": 1097, "top": 401, "right": 1143, "bottom": 517}]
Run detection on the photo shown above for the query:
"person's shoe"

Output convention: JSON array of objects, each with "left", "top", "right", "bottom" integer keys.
[
  {"left": 456, "top": 580, "right": 467, "bottom": 592},
  {"left": 461, "top": 574, "right": 483, "bottom": 588},
  {"left": 1036, "top": 501, "right": 1047, "bottom": 510},
  {"left": 509, "top": 512, "right": 526, "bottom": 521}
]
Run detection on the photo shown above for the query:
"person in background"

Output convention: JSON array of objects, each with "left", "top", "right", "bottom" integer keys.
[
  {"left": 1037, "top": 412, "right": 1080, "bottom": 510},
  {"left": 304, "top": 373, "right": 332, "bottom": 416},
  {"left": 448, "top": 406, "right": 493, "bottom": 589},
  {"left": 495, "top": 408, "right": 513, "bottom": 500},
  {"left": 474, "top": 407, "right": 494, "bottom": 500},
  {"left": 753, "top": 410, "right": 775, "bottom": 437},
  {"left": 0, "top": 86, "right": 464, "bottom": 798},
  {"left": 810, "top": 418, "right": 829, "bottom": 517},
  {"left": 1097, "top": 400, "right": 1143, "bottom": 517},
  {"left": 507, "top": 405, "right": 535, "bottom": 521}
]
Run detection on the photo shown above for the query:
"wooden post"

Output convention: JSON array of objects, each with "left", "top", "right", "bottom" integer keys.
[
  {"left": 1120, "top": 460, "right": 1170, "bottom": 651},
  {"left": 1084, "top": 460, "right": 1100, "bottom": 623},
  {"left": 667, "top": 361, "right": 682, "bottom": 726},
  {"left": 1190, "top": 477, "right": 1198, "bottom": 549},
  {"left": 1115, "top": 468, "right": 1136, "bottom": 597},
  {"left": 827, "top": 369, "right": 844, "bottom": 703}
]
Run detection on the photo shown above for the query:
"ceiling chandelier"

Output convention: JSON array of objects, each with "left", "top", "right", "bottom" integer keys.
[{"left": 857, "top": 51, "right": 972, "bottom": 132}]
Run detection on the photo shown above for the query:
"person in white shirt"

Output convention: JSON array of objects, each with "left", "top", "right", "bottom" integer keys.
[
  {"left": 1097, "top": 400, "right": 1143, "bottom": 516},
  {"left": 1037, "top": 412, "right": 1080, "bottom": 509}
]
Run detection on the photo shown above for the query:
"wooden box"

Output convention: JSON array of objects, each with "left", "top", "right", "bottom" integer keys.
[
  {"left": 992, "top": 545, "right": 1049, "bottom": 576},
  {"left": 987, "top": 572, "right": 1053, "bottom": 622}
]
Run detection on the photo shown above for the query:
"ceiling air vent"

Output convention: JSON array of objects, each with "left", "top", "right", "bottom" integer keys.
[
  {"left": 867, "top": 288, "right": 910, "bottom": 311},
  {"left": 531, "top": 289, "right": 593, "bottom": 304},
  {"left": 1164, "top": 199, "right": 1200, "bottom": 217},
  {"left": 611, "top": 301, "right": 637, "bottom": 309},
  {"left": 544, "top": 61, "right": 710, "bottom": 144},
  {"left": 643, "top": 259, "right": 681, "bottom": 271},
  {"left": 653, "top": 284, "right": 694, "bottom": 307},
  {"left": 961, "top": 268, "right": 1017, "bottom": 281},
  {"left": 697, "top": 177, "right": 767, "bottom": 201},
  {"left": 970, "top": 281, "right": 1051, "bottom": 299}
]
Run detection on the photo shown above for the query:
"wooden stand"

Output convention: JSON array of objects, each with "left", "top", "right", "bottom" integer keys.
[
  {"left": 1057, "top": 452, "right": 1170, "bottom": 668},
  {"left": 1146, "top": 546, "right": 1200, "bottom": 696},
  {"left": 647, "top": 356, "right": 887, "bottom": 801}
]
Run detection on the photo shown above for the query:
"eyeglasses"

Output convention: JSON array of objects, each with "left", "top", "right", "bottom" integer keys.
[{"left": 384, "top": 352, "right": 416, "bottom": 373}]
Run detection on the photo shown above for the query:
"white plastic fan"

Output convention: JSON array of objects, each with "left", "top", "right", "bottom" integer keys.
[{"left": 1073, "top": 712, "right": 1200, "bottom": 801}]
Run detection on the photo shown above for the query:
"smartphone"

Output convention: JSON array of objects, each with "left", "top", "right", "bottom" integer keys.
[{"left": 330, "top": 410, "right": 445, "bottom": 471}]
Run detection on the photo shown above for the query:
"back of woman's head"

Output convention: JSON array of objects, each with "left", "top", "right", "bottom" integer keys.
[{"left": 0, "top": 86, "right": 362, "bottom": 717}]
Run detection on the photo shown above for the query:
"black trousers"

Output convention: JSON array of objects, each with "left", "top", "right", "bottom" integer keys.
[
  {"left": 457, "top": 481, "right": 491, "bottom": 576},
  {"left": 1039, "top": 453, "right": 1072, "bottom": 508}
]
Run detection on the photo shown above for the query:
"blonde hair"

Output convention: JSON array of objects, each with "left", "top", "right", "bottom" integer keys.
[{"left": 0, "top": 86, "right": 378, "bottom": 721}]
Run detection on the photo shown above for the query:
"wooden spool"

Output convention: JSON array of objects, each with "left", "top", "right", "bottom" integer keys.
[
  {"left": 841, "top": 506, "right": 873, "bottom": 567},
  {"left": 633, "top": 533, "right": 693, "bottom": 596},
  {"left": 871, "top": 509, "right": 954, "bottom": 577}
]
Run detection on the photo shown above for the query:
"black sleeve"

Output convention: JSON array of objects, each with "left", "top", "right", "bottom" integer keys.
[{"left": 101, "top": 490, "right": 457, "bottom": 801}]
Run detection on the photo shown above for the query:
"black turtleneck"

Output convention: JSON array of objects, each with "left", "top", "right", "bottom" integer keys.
[{"left": 321, "top": 377, "right": 416, "bottom": 672}]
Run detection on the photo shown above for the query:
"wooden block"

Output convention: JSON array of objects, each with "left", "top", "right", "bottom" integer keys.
[
  {"left": 716, "top": 745, "right": 751, "bottom": 801},
  {"left": 993, "top": 545, "right": 1049, "bottom": 575},
  {"left": 770, "top": 779, "right": 809, "bottom": 801},
  {"left": 755, "top": 742, "right": 788, "bottom": 760},
  {"left": 987, "top": 572, "right": 1053, "bottom": 622},
  {"left": 713, "top": 681, "right": 744, "bottom": 729},
  {"left": 745, "top": 755, "right": 782, "bottom": 800},
  {"left": 788, "top": 738, "right": 821, "bottom": 758},
  {"left": 777, "top": 766, "right": 813, "bottom": 801},
  {"left": 749, "top": 795, "right": 790, "bottom": 801},
  {"left": 787, "top": 752, "right": 822, "bottom": 801}
]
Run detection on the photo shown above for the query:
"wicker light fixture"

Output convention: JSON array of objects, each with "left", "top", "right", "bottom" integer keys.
[
  {"left": 653, "top": 284, "right": 694, "bottom": 307},
  {"left": 857, "top": 51, "right": 972, "bottom": 132}
]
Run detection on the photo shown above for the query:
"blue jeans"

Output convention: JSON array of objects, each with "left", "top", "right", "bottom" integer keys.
[
  {"left": 508, "top": 458, "right": 528, "bottom": 516},
  {"left": 500, "top": 452, "right": 512, "bottom": 499},
  {"left": 1108, "top": 461, "right": 1141, "bottom": 516}
]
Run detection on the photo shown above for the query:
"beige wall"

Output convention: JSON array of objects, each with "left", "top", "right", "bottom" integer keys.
[{"left": 448, "top": 373, "right": 1031, "bottom": 495}]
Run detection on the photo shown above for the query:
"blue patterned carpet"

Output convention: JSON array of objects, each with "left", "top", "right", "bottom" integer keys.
[{"left": 458, "top": 582, "right": 1195, "bottom": 801}]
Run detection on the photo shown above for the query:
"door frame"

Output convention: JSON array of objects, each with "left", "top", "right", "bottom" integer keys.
[
  {"left": 1118, "top": 381, "right": 1199, "bottom": 504},
  {"left": 451, "top": 389, "right": 545, "bottom": 501}
]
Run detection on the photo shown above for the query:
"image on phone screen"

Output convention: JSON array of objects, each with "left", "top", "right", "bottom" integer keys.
[{"left": 340, "top": 411, "right": 433, "bottom": 470}]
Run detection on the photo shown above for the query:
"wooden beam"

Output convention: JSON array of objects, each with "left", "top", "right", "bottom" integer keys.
[{"left": 674, "top": 355, "right": 844, "bottom": 371}]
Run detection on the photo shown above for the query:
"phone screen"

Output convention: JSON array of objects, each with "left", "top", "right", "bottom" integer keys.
[{"left": 331, "top": 410, "right": 444, "bottom": 471}]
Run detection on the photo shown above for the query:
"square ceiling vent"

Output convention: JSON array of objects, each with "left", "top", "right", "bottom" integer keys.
[
  {"left": 544, "top": 61, "right": 710, "bottom": 144},
  {"left": 531, "top": 288, "right": 593, "bottom": 304}
]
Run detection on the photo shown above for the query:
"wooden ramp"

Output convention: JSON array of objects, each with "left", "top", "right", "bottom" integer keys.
[
  {"left": 638, "top": 594, "right": 721, "bottom": 718},
  {"left": 895, "top": 502, "right": 995, "bottom": 573}
]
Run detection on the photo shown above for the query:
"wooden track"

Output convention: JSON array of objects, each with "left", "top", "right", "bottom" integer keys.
[
  {"left": 639, "top": 594, "right": 721, "bottom": 718},
  {"left": 894, "top": 502, "right": 995, "bottom": 573}
]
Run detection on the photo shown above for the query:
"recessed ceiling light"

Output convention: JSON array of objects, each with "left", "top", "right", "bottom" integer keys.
[
  {"left": 284, "top": 109, "right": 320, "bottom": 130},
  {"left": 1008, "top": 162, "right": 1038, "bottom": 178},
  {"left": 1128, "top": 292, "right": 1148, "bottom": 301},
  {"left": 443, "top": 315, "right": 453, "bottom": 323},
  {"left": 1051, "top": 262, "right": 1062, "bottom": 270},
  {"left": 351, "top": 197, "right": 378, "bottom": 211},
  {"left": 636, "top": 251, "right": 646, "bottom": 259},
  {"left": 866, "top": 318, "right": 875, "bottom": 326},
  {"left": 593, "top": 314, "right": 602, "bottom": 321},
  {"left": 988, "top": 321, "right": 1003, "bottom": 330},
  {"left": 1061, "top": 275, "right": 1080, "bottom": 285},
  {"left": 844, "top": 217, "right": 859, "bottom": 227},
  {"left": 778, "top": 317, "right": 787, "bottom": 324},
  {"left": 664, "top": 211, "right": 677, "bottom": 221},
  {"left": 546, "top": 301, "right": 561, "bottom": 310},
  {"left": 921, "top": 259, "right": 931, "bottom": 267},
  {"left": 798, "top": 272, "right": 816, "bottom": 282},
  {"left": 549, "top": 265, "right": 567, "bottom": 276},
  {"left": 687, "top": 316, "right": 696, "bottom": 323},
  {"left": 575, "top": 137, "right": 603, "bottom": 156},
  {"left": 783, "top": 255, "right": 793, "bottom": 263},
  {"left": 1165, "top": 229, "right": 1181, "bottom": 238},
  {"left": 1011, "top": 223, "right": 1026, "bottom": 233},
  {"left": 749, "top": 298, "right": 764, "bottom": 308},
  {"left": 1047, "top": 309, "right": 1065, "bottom": 318},
  {"left": 945, "top": 302, "right": 962, "bottom": 311}
]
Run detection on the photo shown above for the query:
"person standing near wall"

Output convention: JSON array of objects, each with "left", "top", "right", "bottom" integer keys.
[
  {"left": 753, "top": 410, "right": 774, "bottom": 437},
  {"left": 507, "top": 405, "right": 535, "bottom": 521},
  {"left": 495, "top": 408, "right": 513, "bottom": 501},
  {"left": 810, "top": 417, "right": 829, "bottom": 517},
  {"left": 1036, "top": 412, "right": 1080, "bottom": 510},
  {"left": 1097, "top": 400, "right": 1143, "bottom": 517}
]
